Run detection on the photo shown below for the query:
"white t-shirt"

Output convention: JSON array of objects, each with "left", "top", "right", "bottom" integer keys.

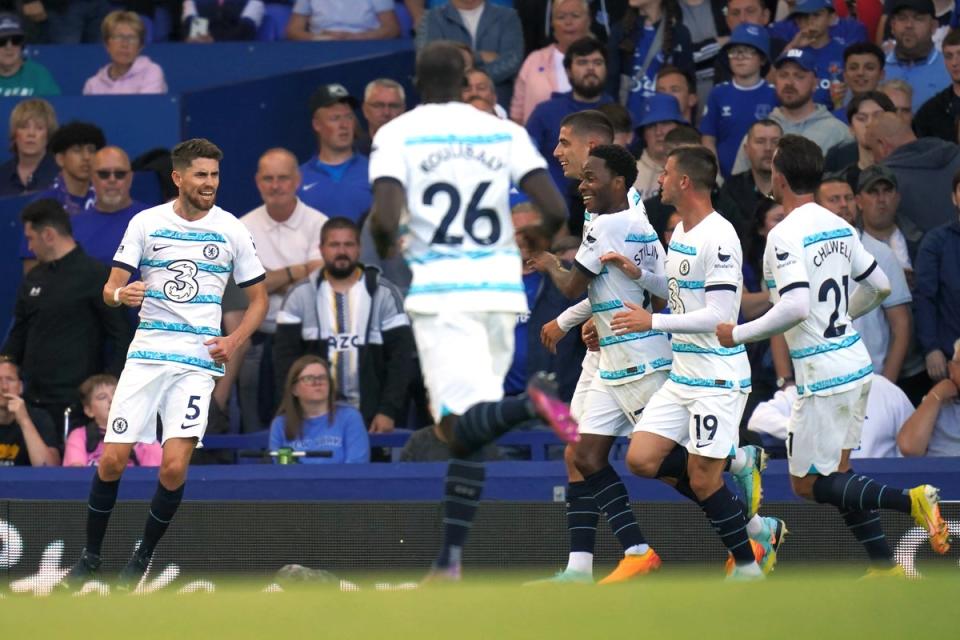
[
  {"left": 113, "top": 202, "right": 265, "bottom": 375},
  {"left": 293, "top": 0, "right": 394, "bottom": 34},
  {"left": 241, "top": 199, "right": 327, "bottom": 332},
  {"left": 764, "top": 203, "right": 876, "bottom": 397},
  {"left": 575, "top": 208, "right": 672, "bottom": 385},
  {"left": 552, "top": 45, "right": 571, "bottom": 94},
  {"left": 660, "top": 212, "right": 750, "bottom": 392},
  {"left": 458, "top": 5, "right": 484, "bottom": 47},
  {"left": 369, "top": 101, "right": 548, "bottom": 314}
]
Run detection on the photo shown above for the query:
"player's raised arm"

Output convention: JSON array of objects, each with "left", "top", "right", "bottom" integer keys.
[{"left": 370, "top": 177, "right": 407, "bottom": 259}]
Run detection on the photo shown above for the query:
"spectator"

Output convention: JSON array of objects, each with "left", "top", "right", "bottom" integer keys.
[
  {"left": 34, "top": 121, "right": 104, "bottom": 216},
  {"left": 607, "top": 0, "right": 694, "bottom": 125},
  {"left": 879, "top": 78, "right": 913, "bottom": 125},
  {"left": 655, "top": 64, "right": 698, "bottom": 125},
  {"left": 868, "top": 111, "right": 960, "bottom": 256},
  {"left": 399, "top": 422, "right": 499, "bottom": 461},
  {"left": 830, "top": 42, "right": 885, "bottom": 123},
  {"left": 768, "top": 0, "right": 866, "bottom": 49},
  {"left": 714, "top": 0, "right": 786, "bottom": 84},
  {"left": 70, "top": 146, "right": 148, "bottom": 267},
  {"left": 63, "top": 374, "right": 161, "bottom": 467},
  {"left": 898, "top": 339, "right": 960, "bottom": 456},
  {"left": 274, "top": 217, "right": 416, "bottom": 433},
  {"left": 526, "top": 36, "right": 614, "bottom": 191},
  {"left": 2, "top": 199, "right": 130, "bottom": 443},
  {"left": 913, "top": 170, "right": 960, "bottom": 383},
  {"left": 298, "top": 84, "right": 372, "bottom": 223},
  {"left": 26, "top": 0, "right": 110, "bottom": 43},
  {"left": 415, "top": 0, "right": 524, "bottom": 106},
  {"left": 510, "top": 0, "right": 593, "bottom": 124},
  {"left": 856, "top": 164, "right": 912, "bottom": 278},
  {"left": 464, "top": 67, "right": 509, "bottom": 118},
  {"left": 269, "top": 355, "right": 370, "bottom": 463},
  {"left": 0, "top": 357, "right": 59, "bottom": 466},
  {"left": 633, "top": 92, "right": 686, "bottom": 200},
  {"left": 824, "top": 90, "right": 895, "bottom": 189},
  {"left": 83, "top": 10, "right": 166, "bottom": 95},
  {"left": 701, "top": 23, "right": 776, "bottom": 178},
  {"left": 0, "top": 13, "right": 59, "bottom": 96},
  {"left": 883, "top": 0, "right": 950, "bottom": 112},
  {"left": 513, "top": 0, "right": 626, "bottom": 55},
  {"left": 357, "top": 78, "right": 406, "bottom": 155},
  {"left": 782, "top": 0, "right": 851, "bottom": 108},
  {"left": 0, "top": 98, "right": 58, "bottom": 196},
  {"left": 286, "top": 0, "right": 399, "bottom": 40},
  {"left": 913, "top": 27, "right": 960, "bottom": 143},
  {"left": 596, "top": 102, "right": 635, "bottom": 147},
  {"left": 748, "top": 374, "right": 913, "bottom": 458},
  {"left": 182, "top": 0, "right": 265, "bottom": 42},
  {"left": 719, "top": 118, "right": 782, "bottom": 222},
  {"left": 677, "top": 0, "right": 729, "bottom": 104}
]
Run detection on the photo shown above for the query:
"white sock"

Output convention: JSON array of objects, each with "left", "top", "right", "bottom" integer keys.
[
  {"left": 566, "top": 552, "right": 593, "bottom": 575},
  {"left": 746, "top": 514, "right": 764, "bottom": 538},
  {"left": 624, "top": 543, "right": 649, "bottom": 556},
  {"left": 728, "top": 447, "right": 750, "bottom": 474},
  {"left": 735, "top": 561, "right": 762, "bottom": 576}
]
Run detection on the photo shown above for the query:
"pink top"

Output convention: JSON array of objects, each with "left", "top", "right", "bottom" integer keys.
[
  {"left": 63, "top": 425, "right": 163, "bottom": 467},
  {"left": 510, "top": 44, "right": 563, "bottom": 125},
  {"left": 82, "top": 55, "right": 168, "bottom": 95}
]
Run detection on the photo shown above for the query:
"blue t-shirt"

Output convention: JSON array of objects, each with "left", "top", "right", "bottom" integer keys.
[
  {"left": 298, "top": 153, "right": 372, "bottom": 223},
  {"left": 805, "top": 39, "right": 847, "bottom": 108},
  {"left": 700, "top": 80, "right": 777, "bottom": 179},
  {"left": 268, "top": 405, "right": 370, "bottom": 464},
  {"left": 71, "top": 201, "right": 148, "bottom": 266},
  {"left": 624, "top": 21, "right": 694, "bottom": 125},
  {"left": 504, "top": 271, "right": 542, "bottom": 395}
]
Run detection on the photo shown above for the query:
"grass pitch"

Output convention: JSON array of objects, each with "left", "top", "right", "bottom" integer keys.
[{"left": 3, "top": 566, "right": 957, "bottom": 640}]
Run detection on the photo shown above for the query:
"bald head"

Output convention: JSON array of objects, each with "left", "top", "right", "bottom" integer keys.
[
  {"left": 866, "top": 112, "right": 916, "bottom": 162},
  {"left": 256, "top": 147, "right": 301, "bottom": 217},
  {"left": 92, "top": 145, "right": 133, "bottom": 212}
]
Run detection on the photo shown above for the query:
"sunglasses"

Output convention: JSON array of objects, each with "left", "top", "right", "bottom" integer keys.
[
  {"left": 0, "top": 35, "right": 23, "bottom": 47},
  {"left": 95, "top": 169, "right": 129, "bottom": 180}
]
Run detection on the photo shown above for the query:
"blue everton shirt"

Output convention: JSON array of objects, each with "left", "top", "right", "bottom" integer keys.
[
  {"left": 298, "top": 153, "right": 372, "bottom": 223},
  {"left": 700, "top": 80, "right": 777, "bottom": 179},
  {"left": 805, "top": 40, "right": 847, "bottom": 108},
  {"left": 72, "top": 201, "right": 148, "bottom": 266}
]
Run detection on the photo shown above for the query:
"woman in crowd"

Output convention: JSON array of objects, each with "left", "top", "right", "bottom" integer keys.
[
  {"left": 83, "top": 10, "right": 167, "bottom": 95},
  {"left": 0, "top": 98, "right": 58, "bottom": 196}
]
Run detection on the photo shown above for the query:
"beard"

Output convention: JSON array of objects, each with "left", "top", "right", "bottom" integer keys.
[
  {"left": 185, "top": 190, "right": 216, "bottom": 212},
  {"left": 572, "top": 76, "right": 604, "bottom": 100},
  {"left": 327, "top": 258, "right": 358, "bottom": 279}
]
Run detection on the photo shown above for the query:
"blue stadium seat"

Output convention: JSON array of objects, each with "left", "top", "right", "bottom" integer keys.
[{"left": 395, "top": 0, "right": 414, "bottom": 38}]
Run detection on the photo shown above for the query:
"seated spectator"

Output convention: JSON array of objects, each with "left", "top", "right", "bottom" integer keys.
[
  {"left": 0, "top": 357, "right": 59, "bottom": 466},
  {"left": 823, "top": 91, "right": 895, "bottom": 188},
  {"left": 298, "top": 84, "right": 371, "bottom": 222},
  {"left": 182, "top": 0, "right": 265, "bottom": 42},
  {"left": 415, "top": 0, "right": 524, "bottom": 106},
  {"left": 83, "top": 10, "right": 166, "bottom": 95},
  {"left": 596, "top": 102, "right": 635, "bottom": 148},
  {"left": 357, "top": 78, "right": 406, "bottom": 155},
  {"left": 768, "top": 0, "right": 866, "bottom": 49},
  {"left": 830, "top": 42, "right": 885, "bottom": 123},
  {"left": 510, "top": 0, "right": 593, "bottom": 124},
  {"left": 63, "top": 374, "right": 161, "bottom": 467},
  {"left": 0, "top": 97, "right": 58, "bottom": 196},
  {"left": 878, "top": 79, "right": 913, "bottom": 125},
  {"left": 71, "top": 146, "right": 148, "bottom": 266},
  {"left": 720, "top": 119, "right": 782, "bottom": 221},
  {"left": 897, "top": 340, "right": 960, "bottom": 456},
  {"left": 34, "top": 121, "right": 104, "bottom": 216},
  {"left": 914, "top": 27, "right": 960, "bottom": 143},
  {"left": 274, "top": 217, "right": 416, "bottom": 433},
  {"left": 464, "top": 67, "right": 508, "bottom": 118},
  {"left": 633, "top": 93, "right": 686, "bottom": 201},
  {"left": 269, "top": 355, "right": 370, "bottom": 464},
  {"left": 400, "top": 422, "right": 499, "bottom": 461},
  {"left": 655, "top": 64, "right": 698, "bottom": 126},
  {"left": 285, "top": 0, "right": 399, "bottom": 41},
  {"left": 883, "top": 0, "right": 950, "bottom": 113},
  {"left": 0, "top": 13, "right": 59, "bottom": 96},
  {"left": 748, "top": 374, "right": 913, "bottom": 458}
]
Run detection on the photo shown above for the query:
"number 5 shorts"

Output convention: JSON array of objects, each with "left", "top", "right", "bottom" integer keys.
[
  {"left": 578, "top": 370, "right": 669, "bottom": 438},
  {"left": 786, "top": 380, "right": 870, "bottom": 477},
  {"left": 409, "top": 310, "right": 516, "bottom": 423},
  {"left": 635, "top": 378, "right": 749, "bottom": 459},
  {"left": 104, "top": 362, "right": 216, "bottom": 447}
]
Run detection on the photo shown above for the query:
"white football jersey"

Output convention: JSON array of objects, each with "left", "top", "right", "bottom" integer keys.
[
  {"left": 369, "top": 102, "right": 548, "bottom": 314},
  {"left": 575, "top": 208, "right": 671, "bottom": 385},
  {"left": 764, "top": 202, "right": 876, "bottom": 397},
  {"left": 113, "top": 202, "right": 265, "bottom": 375},
  {"left": 664, "top": 212, "right": 751, "bottom": 392}
]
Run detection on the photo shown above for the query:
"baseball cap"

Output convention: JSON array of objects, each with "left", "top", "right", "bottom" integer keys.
[
  {"left": 308, "top": 83, "right": 358, "bottom": 114},
  {"left": 884, "top": 0, "right": 935, "bottom": 16},
  {"left": 857, "top": 164, "right": 898, "bottom": 193},
  {"left": 774, "top": 48, "right": 817, "bottom": 73},
  {"left": 0, "top": 13, "right": 23, "bottom": 38},
  {"left": 721, "top": 23, "right": 771, "bottom": 61},
  {"left": 637, "top": 93, "right": 689, "bottom": 129},
  {"left": 789, "top": 0, "right": 834, "bottom": 16}
]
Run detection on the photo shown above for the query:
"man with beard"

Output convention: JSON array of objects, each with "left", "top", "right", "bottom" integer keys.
[
  {"left": 273, "top": 217, "right": 415, "bottom": 435},
  {"left": 883, "top": 0, "right": 950, "bottom": 113},
  {"left": 526, "top": 36, "right": 613, "bottom": 192},
  {"left": 720, "top": 119, "right": 782, "bottom": 219},
  {"left": 60, "top": 138, "right": 268, "bottom": 591}
]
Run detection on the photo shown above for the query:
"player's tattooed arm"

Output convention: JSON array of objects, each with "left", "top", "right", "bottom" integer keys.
[{"left": 370, "top": 178, "right": 407, "bottom": 259}]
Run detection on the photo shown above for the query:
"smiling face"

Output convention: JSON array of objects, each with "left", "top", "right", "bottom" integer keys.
[
  {"left": 844, "top": 53, "right": 884, "bottom": 95},
  {"left": 579, "top": 154, "right": 621, "bottom": 214},
  {"left": 553, "top": 124, "right": 595, "bottom": 180}
]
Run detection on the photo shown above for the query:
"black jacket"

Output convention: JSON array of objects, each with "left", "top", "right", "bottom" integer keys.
[{"left": 914, "top": 85, "right": 960, "bottom": 143}]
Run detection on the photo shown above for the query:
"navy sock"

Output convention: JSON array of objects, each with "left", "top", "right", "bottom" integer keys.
[
  {"left": 582, "top": 465, "right": 646, "bottom": 552},
  {"left": 812, "top": 472, "right": 911, "bottom": 514},
  {"left": 85, "top": 474, "right": 120, "bottom": 556},
  {"left": 700, "top": 486, "right": 754, "bottom": 565},
  {"left": 654, "top": 445, "right": 698, "bottom": 502},
  {"left": 840, "top": 507, "right": 895, "bottom": 567},
  {"left": 453, "top": 397, "right": 535, "bottom": 454},
  {"left": 436, "top": 459, "right": 486, "bottom": 568},
  {"left": 567, "top": 481, "right": 600, "bottom": 554},
  {"left": 138, "top": 482, "right": 184, "bottom": 559}
]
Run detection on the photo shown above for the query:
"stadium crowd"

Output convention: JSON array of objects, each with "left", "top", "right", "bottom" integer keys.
[{"left": 0, "top": 0, "right": 959, "bottom": 469}]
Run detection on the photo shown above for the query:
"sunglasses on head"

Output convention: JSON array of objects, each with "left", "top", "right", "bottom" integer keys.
[
  {"left": 95, "top": 169, "right": 129, "bottom": 180},
  {"left": 0, "top": 36, "right": 24, "bottom": 47}
]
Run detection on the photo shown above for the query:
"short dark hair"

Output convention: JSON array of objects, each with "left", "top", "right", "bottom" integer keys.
[
  {"left": 563, "top": 36, "right": 606, "bottom": 69},
  {"left": 846, "top": 90, "right": 895, "bottom": 122},
  {"left": 589, "top": 144, "right": 639, "bottom": 189},
  {"left": 664, "top": 125, "right": 702, "bottom": 147},
  {"left": 171, "top": 138, "right": 223, "bottom": 171},
  {"left": 843, "top": 41, "right": 885, "bottom": 68},
  {"left": 774, "top": 134, "right": 823, "bottom": 195},
  {"left": 559, "top": 109, "right": 614, "bottom": 143},
  {"left": 321, "top": 216, "right": 360, "bottom": 244},
  {"left": 47, "top": 121, "right": 105, "bottom": 155},
  {"left": 667, "top": 145, "right": 717, "bottom": 191},
  {"left": 656, "top": 64, "right": 696, "bottom": 94},
  {"left": 20, "top": 198, "right": 72, "bottom": 236},
  {"left": 943, "top": 27, "right": 960, "bottom": 48},
  {"left": 415, "top": 40, "right": 467, "bottom": 99},
  {"left": 748, "top": 118, "right": 783, "bottom": 138},
  {"left": 596, "top": 103, "right": 633, "bottom": 135}
]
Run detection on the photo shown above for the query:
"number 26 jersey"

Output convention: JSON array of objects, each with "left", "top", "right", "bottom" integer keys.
[{"left": 369, "top": 102, "right": 548, "bottom": 314}]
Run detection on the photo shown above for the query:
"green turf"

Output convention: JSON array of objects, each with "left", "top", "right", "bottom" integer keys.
[{"left": 3, "top": 567, "right": 957, "bottom": 640}]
